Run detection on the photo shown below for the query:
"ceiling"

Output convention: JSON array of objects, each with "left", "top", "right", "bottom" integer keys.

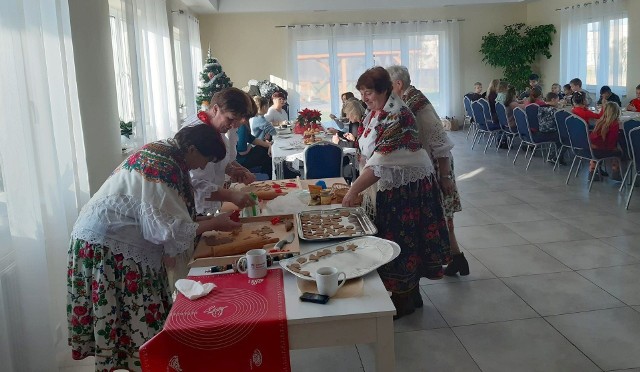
[{"left": 185, "top": 0, "right": 530, "bottom": 14}]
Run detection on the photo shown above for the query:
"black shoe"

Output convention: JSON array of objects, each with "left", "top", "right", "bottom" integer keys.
[
  {"left": 588, "top": 171, "right": 603, "bottom": 182},
  {"left": 444, "top": 253, "right": 470, "bottom": 276},
  {"left": 599, "top": 168, "right": 609, "bottom": 177},
  {"left": 410, "top": 286, "right": 423, "bottom": 308},
  {"left": 391, "top": 292, "right": 416, "bottom": 320}
]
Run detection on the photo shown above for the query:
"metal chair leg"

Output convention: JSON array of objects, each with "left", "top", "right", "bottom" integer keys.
[
  {"left": 484, "top": 133, "right": 494, "bottom": 153},
  {"left": 566, "top": 156, "right": 577, "bottom": 184},
  {"left": 513, "top": 142, "right": 522, "bottom": 165},
  {"left": 506, "top": 135, "right": 515, "bottom": 157},
  {"left": 626, "top": 172, "right": 638, "bottom": 209},
  {"left": 620, "top": 160, "right": 634, "bottom": 192},
  {"left": 575, "top": 159, "right": 582, "bottom": 178},
  {"left": 588, "top": 160, "right": 601, "bottom": 191},
  {"left": 526, "top": 144, "right": 537, "bottom": 170}
]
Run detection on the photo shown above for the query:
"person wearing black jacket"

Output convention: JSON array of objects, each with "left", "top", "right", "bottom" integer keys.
[{"left": 597, "top": 85, "right": 622, "bottom": 107}]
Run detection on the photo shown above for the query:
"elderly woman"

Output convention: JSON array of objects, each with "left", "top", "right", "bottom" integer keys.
[
  {"left": 185, "top": 88, "right": 259, "bottom": 215},
  {"left": 387, "top": 65, "right": 469, "bottom": 276},
  {"left": 342, "top": 67, "right": 451, "bottom": 319},
  {"left": 67, "top": 124, "right": 239, "bottom": 371}
]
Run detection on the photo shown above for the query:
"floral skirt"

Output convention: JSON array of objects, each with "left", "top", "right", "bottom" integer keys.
[
  {"left": 375, "top": 177, "right": 452, "bottom": 294},
  {"left": 67, "top": 239, "right": 171, "bottom": 372}
]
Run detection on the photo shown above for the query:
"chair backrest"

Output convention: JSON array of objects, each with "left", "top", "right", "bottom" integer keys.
[
  {"left": 513, "top": 107, "right": 530, "bottom": 139},
  {"left": 478, "top": 98, "right": 493, "bottom": 123},
  {"left": 554, "top": 110, "right": 572, "bottom": 146},
  {"left": 303, "top": 141, "right": 343, "bottom": 179},
  {"left": 471, "top": 100, "right": 488, "bottom": 129},
  {"left": 565, "top": 115, "right": 593, "bottom": 158},
  {"left": 623, "top": 119, "right": 640, "bottom": 157},
  {"left": 495, "top": 102, "right": 510, "bottom": 131},
  {"left": 525, "top": 104, "right": 540, "bottom": 131},
  {"left": 629, "top": 126, "right": 640, "bottom": 173},
  {"left": 463, "top": 96, "right": 474, "bottom": 119}
]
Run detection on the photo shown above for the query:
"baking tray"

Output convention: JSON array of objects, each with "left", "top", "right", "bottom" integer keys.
[{"left": 296, "top": 207, "right": 377, "bottom": 241}]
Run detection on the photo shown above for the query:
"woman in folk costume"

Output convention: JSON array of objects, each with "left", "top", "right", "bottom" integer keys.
[
  {"left": 184, "top": 88, "right": 259, "bottom": 216},
  {"left": 342, "top": 67, "right": 451, "bottom": 319},
  {"left": 387, "top": 65, "right": 469, "bottom": 276},
  {"left": 67, "top": 124, "right": 237, "bottom": 371}
]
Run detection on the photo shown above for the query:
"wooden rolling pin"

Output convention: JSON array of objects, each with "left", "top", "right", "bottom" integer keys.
[{"left": 212, "top": 236, "right": 279, "bottom": 257}]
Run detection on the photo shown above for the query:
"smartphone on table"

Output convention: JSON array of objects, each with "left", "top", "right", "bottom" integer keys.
[{"left": 299, "top": 292, "right": 330, "bottom": 304}]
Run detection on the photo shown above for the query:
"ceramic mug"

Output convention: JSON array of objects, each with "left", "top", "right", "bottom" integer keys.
[
  {"left": 315, "top": 266, "right": 346, "bottom": 297},
  {"left": 237, "top": 249, "right": 267, "bottom": 279}
]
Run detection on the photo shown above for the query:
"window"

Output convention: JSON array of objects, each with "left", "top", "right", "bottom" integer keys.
[
  {"left": 109, "top": 9, "right": 136, "bottom": 124},
  {"left": 288, "top": 22, "right": 460, "bottom": 118}
]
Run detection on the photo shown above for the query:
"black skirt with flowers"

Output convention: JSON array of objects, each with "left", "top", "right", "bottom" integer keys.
[{"left": 375, "top": 176, "right": 451, "bottom": 294}]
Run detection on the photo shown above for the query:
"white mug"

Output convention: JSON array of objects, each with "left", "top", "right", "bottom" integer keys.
[
  {"left": 237, "top": 249, "right": 267, "bottom": 279},
  {"left": 315, "top": 266, "right": 346, "bottom": 297}
]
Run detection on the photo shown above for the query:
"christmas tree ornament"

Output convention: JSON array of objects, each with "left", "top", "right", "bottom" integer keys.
[{"left": 196, "top": 47, "right": 233, "bottom": 107}]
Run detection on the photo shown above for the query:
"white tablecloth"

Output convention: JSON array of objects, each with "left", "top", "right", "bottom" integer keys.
[{"left": 270, "top": 132, "right": 356, "bottom": 179}]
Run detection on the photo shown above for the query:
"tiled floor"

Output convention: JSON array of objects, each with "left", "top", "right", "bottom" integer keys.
[{"left": 60, "top": 130, "right": 640, "bottom": 372}]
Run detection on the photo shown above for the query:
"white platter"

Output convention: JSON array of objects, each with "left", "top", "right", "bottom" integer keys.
[{"left": 279, "top": 236, "right": 400, "bottom": 281}]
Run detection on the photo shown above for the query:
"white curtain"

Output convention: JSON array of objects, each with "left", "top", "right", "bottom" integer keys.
[
  {"left": 110, "top": 0, "right": 179, "bottom": 145},
  {"left": 560, "top": 0, "right": 628, "bottom": 95},
  {"left": 172, "top": 12, "right": 203, "bottom": 120},
  {"left": 286, "top": 20, "right": 462, "bottom": 119},
  {"left": 0, "top": 0, "right": 89, "bottom": 370}
]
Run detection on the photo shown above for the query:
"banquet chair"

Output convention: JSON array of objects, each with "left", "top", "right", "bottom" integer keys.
[
  {"left": 619, "top": 119, "right": 640, "bottom": 192},
  {"left": 512, "top": 107, "right": 556, "bottom": 170},
  {"left": 463, "top": 96, "right": 476, "bottom": 140},
  {"left": 625, "top": 126, "right": 640, "bottom": 209},
  {"left": 470, "top": 100, "right": 501, "bottom": 153},
  {"left": 553, "top": 110, "right": 572, "bottom": 171},
  {"left": 565, "top": 115, "right": 622, "bottom": 191},
  {"left": 525, "top": 104, "right": 541, "bottom": 132},
  {"left": 495, "top": 102, "right": 519, "bottom": 157},
  {"left": 303, "top": 141, "right": 343, "bottom": 179}
]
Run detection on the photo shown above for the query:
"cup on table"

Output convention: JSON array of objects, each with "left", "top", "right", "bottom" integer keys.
[
  {"left": 237, "top": 249, "right": 268, "bottom": 278},
  {"left": 315, "top": 266, "right": 346, "bottom": 297}
]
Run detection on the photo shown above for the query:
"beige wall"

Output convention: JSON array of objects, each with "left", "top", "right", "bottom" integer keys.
[
  {"left": 199, "top": 4, "right": 528, "bottom": 105},
  {"left": 527, "top": 0, "right": 640, "bottom": 103}
]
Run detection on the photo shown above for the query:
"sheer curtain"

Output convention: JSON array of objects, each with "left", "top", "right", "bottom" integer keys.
[
  {"left": 0, "top": 0, "right": 89, "bottom": 370},
  {"left": 110, "top": 0, "right": 179, "bottom": 145},
  {"left": 286, "top": 20, "right": 461, "bottom": 119},
  {"left": 172, "top": 12, "right": 203, "bottom": 120},
  {"left": 560, "top": 0, "right": 628, "bottom": 95}
]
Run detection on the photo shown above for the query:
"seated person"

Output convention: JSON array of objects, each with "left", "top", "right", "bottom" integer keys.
[
  {"left": 496, "top": 81, "right": 509, "bottom": 105},
  {"left": 503, "top": 87, "right": 524, "bottom": 129},
  {"left": 597, "top": 86, "right": 621, "bottom": 107},
  {"left": 626, "top": 84, "right": 640, "bottom": 112},
  {"left": 572, "top": 91, "right": 602, "bottom": 126},
  {"left": 519, "top": 73, "right": 542, "bottom": 100},
  {"left": 249, "top": 96, "right": 276, "bottom": 140},
  {"left": 264, "top": 91, "right": 289, "bottom": 125},
  {"left": 569, "top": 78, "right": 594, "bottom": 106},
  {"left": 588, "top": 102, "right": 622, "bottom": 181},
  {"left": 236, "top": 123, "right": 272, "bottom": 177},
  {"left": 551, "top": 83, "right": 564, "bottom": 100},
  {"left": 538, "top": 92, "right": 560, "bottom": 133},
  {"left": 525, "top": 87, "right": 545, "bottom": 106},
  {"left": 332, "top": 99, "right": 364, "bottom": 148},
  {"left": 562, "top": 84, "right": 573, "bottom": 106},
  {"left": 464, "top": 82, "right": 485, "bottom": 101}
]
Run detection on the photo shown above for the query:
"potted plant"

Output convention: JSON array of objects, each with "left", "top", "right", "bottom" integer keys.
[
  {"left": 294, "top": 108, "right": 322, "bottom": 134},
  {"left": 479, "top": 23, "right": 556, "bottom": 91}
]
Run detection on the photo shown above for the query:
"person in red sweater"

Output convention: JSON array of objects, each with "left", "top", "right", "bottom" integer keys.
[
  {"left": 588, "top": 102, "right": 622, "bottom": 181},
  {"left": 572, "top": 91, "right": 602, "bottom": 126},
  {"left": 626, "top": 84, "right": 640, "bottom": 112}
]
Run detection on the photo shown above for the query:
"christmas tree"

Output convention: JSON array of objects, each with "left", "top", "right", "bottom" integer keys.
[{"left": 195, "top": 47, "right": 233, "bottom": 109}]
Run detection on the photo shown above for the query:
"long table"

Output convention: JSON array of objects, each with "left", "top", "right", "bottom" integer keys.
[{"left": 270, "top": 132, "right": 356, "bottom": 179}]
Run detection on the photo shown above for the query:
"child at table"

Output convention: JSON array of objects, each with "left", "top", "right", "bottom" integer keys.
[
  {"left": 588, "top": 102, "right": 622, "bottom": 181},
  {"left": 626, "top": 84, "right": 640, "bottom": 112},
  {"left": 250, "top": 96, "right": 277, "bottom": 140},
  {"left": 552, "top": 83, "right": 564, "bottom": 100},
  {"left": 563, "top": 84, "right": 573, "bottom": 106},
  {"left": 572, "top": 91, "right": 602, "bottom": 126}
]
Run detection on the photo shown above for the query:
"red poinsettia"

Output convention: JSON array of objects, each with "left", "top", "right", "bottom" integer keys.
[{"left": 296, "top": 108, "right": 322, "bottom": 125}]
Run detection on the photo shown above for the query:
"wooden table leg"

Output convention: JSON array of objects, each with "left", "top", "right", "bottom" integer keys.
[{"left": 375, "top": 316, "right": 395, "bottom": 372}]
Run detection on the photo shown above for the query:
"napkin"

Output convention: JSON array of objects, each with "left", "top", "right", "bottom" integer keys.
[{"left": 175, "top": 279, "right": 216, "bottom": 300}]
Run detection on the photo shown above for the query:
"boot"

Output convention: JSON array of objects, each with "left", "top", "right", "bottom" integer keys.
[
  {"left": 444, "top": 253, "right": 470, "bottom": 276},
  {"left": 410, "top": 286, "right": 423, "bottom": 308},
  {"left": 391, "top": 292, "right": 415, "bottom": 320}
]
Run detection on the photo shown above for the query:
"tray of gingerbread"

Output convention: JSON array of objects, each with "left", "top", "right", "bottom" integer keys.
[
  {"left": 296, "top": 207, "right": 377, "bottom": 241},
  {"left": 189, "top": 214, "right": 300, "bottom": 268},
  {"left": 279, "top": 236, "right": 400, "bottom": 281},
  {"left": 233, "top": 179, "right": 302, "bottom": 200}
]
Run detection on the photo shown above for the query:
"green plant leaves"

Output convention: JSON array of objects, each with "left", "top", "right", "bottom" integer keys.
[{"left": 480, "top": 23, "right": 556, "bottom": 90}]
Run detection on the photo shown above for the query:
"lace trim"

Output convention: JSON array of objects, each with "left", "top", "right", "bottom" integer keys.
[
  {"left": 71, "top": 194, "right": 198, "bottom": 269},
  {"left": 370, "top": 165, "right": 434, "bottom": 191}
]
